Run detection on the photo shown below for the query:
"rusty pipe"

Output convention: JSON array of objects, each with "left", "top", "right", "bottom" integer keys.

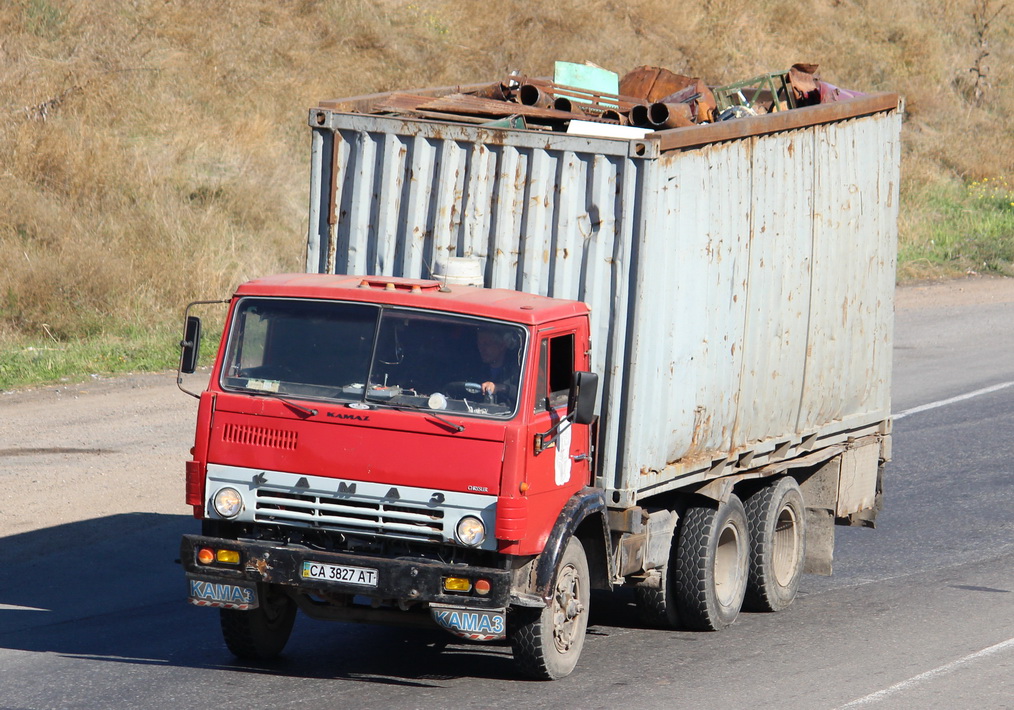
[
  {"left": 511, "top": 75, "right": 643, "bottom": 112},
  {"left": 648, "top": 102, "right": 694, "bottom": 129},
  {"left": 518, "top": 83, "right": 555, "bottom": 108},
  {"left": 470, "top": 82, "right": 513, "bottom": 102},
  {"left": 660, "top": 81, "right": 718, "bottom": 124},
  {"left": 629, "top": 103, "right": 651, "bottom": 128},
  {"left": 553, "top": 96, "right": 576, "bottom": 113},
  {"left": 599, "top": 108, "right": 628, "bottom": 125}
]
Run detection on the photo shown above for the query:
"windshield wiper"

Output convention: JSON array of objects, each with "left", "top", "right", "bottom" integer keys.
[
  {"left": 365, "top": 396, "right": 465, "bottom": 433},
  {"left": 244, "top": 390, "right": 318, "bottom": 417}
]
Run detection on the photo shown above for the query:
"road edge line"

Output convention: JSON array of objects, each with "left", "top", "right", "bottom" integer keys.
[
  {"left": 836, "top": 636, "right": 1014, "bottom": 708},
  {"left": 893, "top": 381, "right": 1014, "bottom": 421}
]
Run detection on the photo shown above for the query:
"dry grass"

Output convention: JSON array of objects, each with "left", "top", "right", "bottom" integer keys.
[{"left": 1, "top": 0, "right": 1012, "bottom": 360}]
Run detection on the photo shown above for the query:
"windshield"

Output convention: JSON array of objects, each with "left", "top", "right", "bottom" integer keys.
[{"left": 220, "top": 297, "right": 526, "bottom": 418}]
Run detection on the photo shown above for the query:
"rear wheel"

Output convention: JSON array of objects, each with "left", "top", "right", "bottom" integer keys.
[
  {"left": 634, "top": 567, "right": 680, "bottom": 629},
  {"left": 743, "top": 476, "right": 806, "bottom": 612},
  {"left": 673, "top": 495, "right": 749, "bottom": 630},
  {"left": 633, "top": 528, "right": 679, "bottom": 629},
  {"left": 220, "top": 583, "right": 297, "bottom": 660},
  {"left": 510, "top": 537, "right": 590, "bottom": 680}
]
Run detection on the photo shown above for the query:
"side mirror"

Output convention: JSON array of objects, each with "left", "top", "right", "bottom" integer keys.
[
  {"left": 569, "top": 371, "right": 599, "bottom": 425},
  {"left": 179, "top": 315, "right": 202, "bottom": 374}
]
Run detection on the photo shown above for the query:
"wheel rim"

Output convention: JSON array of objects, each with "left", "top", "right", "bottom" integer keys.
[
  {"left": 714, "top": 520, "right": 744, "bottom": 607},
  {"left": 772, "top": 504, "right": 801, "bottom": 587},
  {"left": 551, "top": 563, "right": 585, "bottom": 653}
]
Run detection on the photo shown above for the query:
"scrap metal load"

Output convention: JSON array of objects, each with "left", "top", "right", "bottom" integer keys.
[{"left": 320, "top": 61, "right": 865, "bottom": 134}]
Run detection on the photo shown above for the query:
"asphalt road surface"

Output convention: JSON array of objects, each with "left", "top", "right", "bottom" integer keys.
[{"left": 1, "top": 278, "right": 1012, "bottom": 710}]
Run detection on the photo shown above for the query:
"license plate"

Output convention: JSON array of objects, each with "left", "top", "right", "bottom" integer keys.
[{"left": 302, "top": 560, "right": 378, "bottom": 587}]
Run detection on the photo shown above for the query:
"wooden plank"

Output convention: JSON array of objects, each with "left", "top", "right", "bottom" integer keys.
[
  {"left": 518, "top": 76, "right": 644, "bottom": 111},
  {"left": 372, "top": 93, "right": 439, "bottom": 114},
  {"left": 413, "top": 109, "right": 504, "bottom": 125},
  {"left": 420, "top": 94, "right": 580, "bottom": 122}
]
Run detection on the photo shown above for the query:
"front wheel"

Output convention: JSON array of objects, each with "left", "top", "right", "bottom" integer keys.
[
  {"left": 510, "top": 537, "right": 590, "bottom": 680},
  {"left": 220, "top": 583, "right": 297, "bottom": 660}
]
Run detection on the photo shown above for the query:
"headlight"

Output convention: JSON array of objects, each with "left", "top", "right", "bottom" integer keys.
[
  {"left": 455, "top": 516, "right": 486, "bottom": 547},
  {"left": 213, "top": 487, "right": 243, "bottom": 518}
]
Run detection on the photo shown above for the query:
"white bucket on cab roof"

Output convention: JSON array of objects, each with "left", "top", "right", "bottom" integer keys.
[{"left": 435, "top": 256, "right": 485, "bottom": 287}]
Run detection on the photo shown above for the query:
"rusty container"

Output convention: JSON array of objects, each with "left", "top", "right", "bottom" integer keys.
[{"left": 306, "top": 89, "right": 901, "bottom": 507}]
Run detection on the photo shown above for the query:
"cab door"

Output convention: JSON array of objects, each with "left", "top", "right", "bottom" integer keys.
[{"left": 521, "top": 324, "right": 593, "bottom": 550}]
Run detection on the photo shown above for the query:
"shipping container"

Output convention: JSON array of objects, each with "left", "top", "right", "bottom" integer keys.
[{"left": 305, "top": 93, "right": 900, "bottom": 508}]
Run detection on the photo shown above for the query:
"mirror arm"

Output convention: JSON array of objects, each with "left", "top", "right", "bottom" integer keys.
[
  {"left": 534, "top": 411, "right": 576, "bottom": 455},
  {"left": 177, "top": 299, "right": 229, "bottom": 399}
]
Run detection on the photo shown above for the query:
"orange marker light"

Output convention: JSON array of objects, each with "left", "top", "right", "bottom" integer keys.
[
  {"left": 474, "top": 579, "right": 492, "bottom": 596},
  {"left": 197, "top": 548, "right": 215, "bottom": 565}
]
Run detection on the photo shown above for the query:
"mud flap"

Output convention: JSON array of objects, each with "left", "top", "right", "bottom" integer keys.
[
  {"left": 430, "top": 604, "right": 506, "bottom": 641},
  {"left": 187, "top": 575, "right": 259, "bottom": 610}
]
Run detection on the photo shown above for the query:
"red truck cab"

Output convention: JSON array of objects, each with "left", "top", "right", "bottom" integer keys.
[{"left": 180, "top": 273, "right": 602, "bottom": 672}]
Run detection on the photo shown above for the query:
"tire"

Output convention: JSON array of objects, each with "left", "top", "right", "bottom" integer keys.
[
  {"left": 743, "top": 476, "right": 806, "bottom": 612},
  {"left": 220, "top": 583, "right": 297, "bottom": 660},
  {"left": 634, "top": 568, "right": 679, "bottom": 629},
  {"left": 673, "top": 495, "right": 749, "bottom": 631},
  {"left": 510, "top": 537, "right": 590, "bottom": 680},
  {"left": 633, "top": 530, "right": 680, "bottom": 629}
]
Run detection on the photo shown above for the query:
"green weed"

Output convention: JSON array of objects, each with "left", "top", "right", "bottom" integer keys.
[
  {"left": 0, "top": 328, "right": 177, "bottom": 391},
  {"left": 899, "top": 178, "right": 1014, "bottom": 279},
  {"left": 24, "top": 0, "right": 65, "bottom": 38}
]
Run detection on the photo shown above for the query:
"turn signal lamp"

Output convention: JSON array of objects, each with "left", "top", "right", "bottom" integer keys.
[
  {"left": 216, "top": 549, "right": 240, "bottom": 565},
  {"left": 197, "top": 548, "right": 215, "bottom": 565},
  {"left": 474, "top": 579, "right": 492, "bottom": 596},
  {"left": 443, "top": 577, "right": 472, "bottom": 593}
]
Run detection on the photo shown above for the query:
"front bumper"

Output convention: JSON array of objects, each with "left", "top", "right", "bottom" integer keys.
[{"left": 180, "top": 534, "right": 511, "bottom": 609}]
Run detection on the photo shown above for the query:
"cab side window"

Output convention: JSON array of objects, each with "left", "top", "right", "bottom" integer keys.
[{"left": 535, "top": 333, "right": 575, "bottom": 412}]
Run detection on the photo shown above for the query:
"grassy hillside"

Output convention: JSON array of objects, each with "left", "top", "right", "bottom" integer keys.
[{"left": 1, "top": 0, "right": 1012, "bottom": 387}]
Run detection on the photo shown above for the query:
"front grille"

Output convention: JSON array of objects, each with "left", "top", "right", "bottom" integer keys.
[
  {"left": 254, "top": 489, "right": 445, "bottom": 543},
  {"left": 223, "top": 423, "right": 298, "bottom": 450}
]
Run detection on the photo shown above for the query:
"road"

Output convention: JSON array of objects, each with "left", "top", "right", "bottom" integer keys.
[{"left": 1, "top": 277, "right": 1012, "bottom": 709}]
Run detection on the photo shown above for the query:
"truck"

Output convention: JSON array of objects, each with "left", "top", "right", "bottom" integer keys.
[{"left": 177, "top": 80, "right": 901, "bottom": 679}]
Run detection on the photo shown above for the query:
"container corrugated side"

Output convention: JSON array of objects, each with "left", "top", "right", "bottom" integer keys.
[
  {"left": 306, "top": 101, "right": 900, "bottom": 507},
  {"left": 306, "top": 112, "right": 649, "bottom": 491},
  {"left": 615, "top": 111, "right": 899, "bottom": 505}
]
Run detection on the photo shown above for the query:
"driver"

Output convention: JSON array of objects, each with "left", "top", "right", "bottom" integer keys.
[{"left": 476, "top": 327, "right": 519, "bottom": 405}]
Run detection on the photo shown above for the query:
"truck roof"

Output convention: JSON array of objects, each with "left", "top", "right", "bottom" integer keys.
[{"left": 234, "top": 273, "right": 590, "bottom": 324}]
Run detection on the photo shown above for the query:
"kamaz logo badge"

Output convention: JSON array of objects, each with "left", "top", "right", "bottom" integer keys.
[
  {"left": 431, "top": 607, "right": 506, "bottom": 641},
  {"left": 327, "top": 412, "right": 370, "bottom": 421},
  {"left": 189, "top": 579, "right": 254, "bottom": 607}
]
